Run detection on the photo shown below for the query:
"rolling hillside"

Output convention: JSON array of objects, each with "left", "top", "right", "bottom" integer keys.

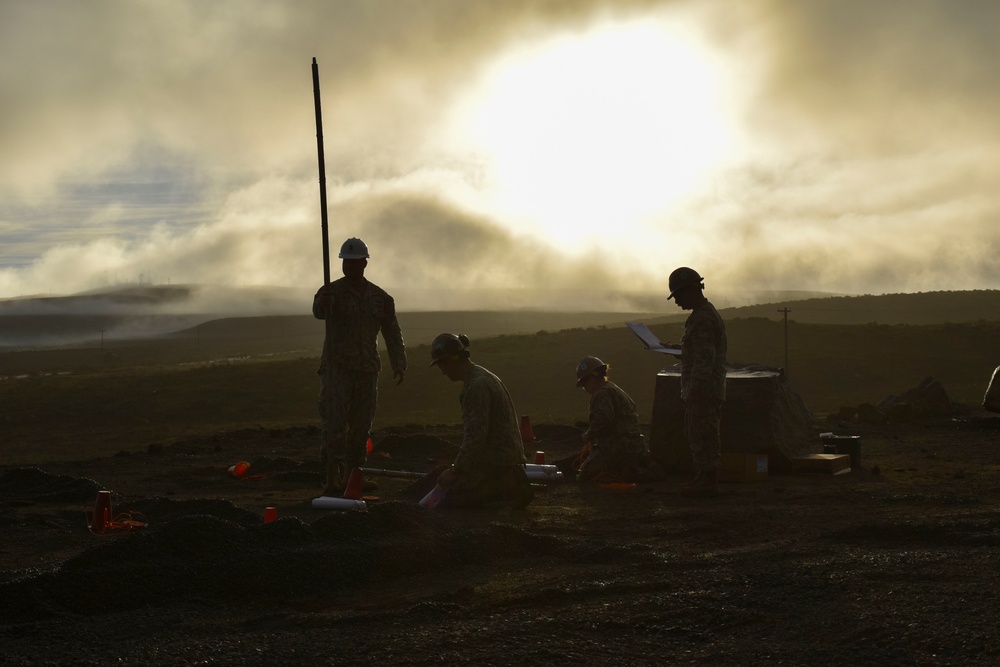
[{"left": 1, "top": 305, "right": 998, "bottom": 464}]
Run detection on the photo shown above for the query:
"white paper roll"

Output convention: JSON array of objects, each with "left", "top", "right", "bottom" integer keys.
[
  {"left": 525, "top": 468, "right": 563, "bottom": 481},
  {"left": 524, "top": 464, "right": 560, "bottom": 473},
  {"left": 311, "top": 496, "right": 367, "bottom": 510}
]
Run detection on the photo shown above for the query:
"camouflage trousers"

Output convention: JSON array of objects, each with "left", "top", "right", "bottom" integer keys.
[
  {"left": 318, "top": 366, "right": 378, "bottom": 468},
  {"left": 685, "top": 398, "right": 723, "bottom": 473},
  {"left": 440, "top": 465, "right": 533, "bottom": 509},
  {"left": 578, "top": 436, "right": 648, "bottom": 483}
]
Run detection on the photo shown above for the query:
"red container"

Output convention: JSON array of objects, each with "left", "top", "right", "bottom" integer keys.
[
  {"left": 264, "top": 506, "right": 278, "bottom": 523},
  {"left": 92, "top": 490, "right": 112, "bottom": 533}
]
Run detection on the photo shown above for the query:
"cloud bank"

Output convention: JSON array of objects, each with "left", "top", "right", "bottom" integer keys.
[{"left": 2, "top": 0, "right": 1000, "bottom": 308}]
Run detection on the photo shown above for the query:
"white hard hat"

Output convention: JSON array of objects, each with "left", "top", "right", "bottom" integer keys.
[{"left": 338, "top": 237, "right": 370, "bottom": 259}]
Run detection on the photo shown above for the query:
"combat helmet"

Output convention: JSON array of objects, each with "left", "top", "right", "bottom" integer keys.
[
  {"left": 429, "top": 333, "right": 471, "bottom": 366},
  {"left": 667, "top": 267, "right": 704, "bottom": 300},
  {"left": 575, "top": 355, "right": 608, "bottom": 387}
]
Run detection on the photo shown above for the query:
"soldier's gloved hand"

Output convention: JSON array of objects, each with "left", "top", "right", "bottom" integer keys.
[
  {"left": 394, "top": 368, "right": 406, "bottom": 385},
  {"left": 316, "top": 289, "right": 336, "bottom": 313}
]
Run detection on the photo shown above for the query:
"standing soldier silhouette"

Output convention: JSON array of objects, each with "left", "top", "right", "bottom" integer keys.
[
  {"left": 666, "top": 267, "right": 727, "bottom": 496},
  {"left": 313, "top": 237, "right": 406, "bottom": 496}
]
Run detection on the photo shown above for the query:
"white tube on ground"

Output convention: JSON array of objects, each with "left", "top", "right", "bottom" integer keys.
[{"left": 311, "top": 496, "right": 367, "bottom": 510}]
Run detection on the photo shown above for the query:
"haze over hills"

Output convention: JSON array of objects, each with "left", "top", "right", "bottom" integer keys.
[{"left": 1, "top": 284, "right": 998, "bottom": 349}]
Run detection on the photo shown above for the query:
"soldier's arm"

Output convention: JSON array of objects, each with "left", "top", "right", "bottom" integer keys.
[
  {"left": 380, "top": 294, "right": 407, "bottom": 382},
  {"left": 312, "top": 285, "right": 335, "bottom": 320}
]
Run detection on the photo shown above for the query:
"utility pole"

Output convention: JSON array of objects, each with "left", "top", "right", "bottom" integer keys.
[{"left": 777, "top": 308, "right": 791, "bottom": 376}]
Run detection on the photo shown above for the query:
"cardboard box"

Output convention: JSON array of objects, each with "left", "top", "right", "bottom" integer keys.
[
  {"left": 718, "top": 453, "right": 769, "bottom": 482},
  {"left": 820, "top": 434, "right": 861, "bottom": 469},
  {"left": 791, "top": 453, "right": 851, "bottom": 475}
]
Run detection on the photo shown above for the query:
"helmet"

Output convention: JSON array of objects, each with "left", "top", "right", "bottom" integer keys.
[
  {"left": 338, "top": 237, "right": 370, "bottom": 259},
  {"left": 667, "top": 267, "right": 704, "bottom": 300},
  {"left": 575, "top": 355, "right": 607, "bottom": 387},
  {"left": 429, "top": 333, "right": 471, "bottom": 366}
]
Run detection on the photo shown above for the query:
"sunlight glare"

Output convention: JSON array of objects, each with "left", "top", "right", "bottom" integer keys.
[{"left": 451, "top": 19, "right": 739, "bottom": 254}]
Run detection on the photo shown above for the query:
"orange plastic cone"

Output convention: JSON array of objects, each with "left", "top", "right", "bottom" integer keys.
[
  {"left": 91, "top": 490, "right": 112, "bottom": 533},
  {"left": 520, "top": 415, "right": 537, "bottom": 443},
  {"left": 342, "top": 467, "right": 364, "bottom": 500}
]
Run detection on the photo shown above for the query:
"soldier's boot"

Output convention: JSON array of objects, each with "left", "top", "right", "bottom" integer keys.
[
  {"left": 680, "top": 468, "right": 720, "bottom": 497},
  {"left": 322, "top": 459, "right": 346, "bottom": 497}
]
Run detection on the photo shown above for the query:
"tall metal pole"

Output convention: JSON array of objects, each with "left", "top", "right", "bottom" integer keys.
[
  {"left": 312, "top": 58, "right": 337, "bottom": 485},
  {"left": 777, "top": 307, "right": 791, "bottom": 377},
  {"left": 312, "top": 57, "right": 331, "bottom": 286}
]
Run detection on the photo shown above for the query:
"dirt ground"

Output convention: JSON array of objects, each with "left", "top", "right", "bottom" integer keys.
[{"left": 1, "top": 414, "right": 999, "bottom": 666}]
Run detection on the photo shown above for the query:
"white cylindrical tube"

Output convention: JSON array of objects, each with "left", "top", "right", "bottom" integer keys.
[
  {"left": 524, "top": 464, "right": 560, "bottom": 473},
  {"left": 311, "top": 496, "right": 367, "bottom": 510},
  {"left": 524, "top": 468, "right": 563, "bottom": 481}
]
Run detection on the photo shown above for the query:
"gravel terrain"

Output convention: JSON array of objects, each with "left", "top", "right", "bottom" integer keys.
[{"left": 2, "top": 417, "right": 999, "bottom": 666}]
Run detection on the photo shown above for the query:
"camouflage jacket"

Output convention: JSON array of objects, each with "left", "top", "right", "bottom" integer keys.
[
  {"left": 313, "top": 278, "right": 406, "bottom": 375},
  {"left": 454, "top": 364, "right": 527, "bottom": 473},
  {"left": 680, "top": 300, "right": 727, "bottom": 401},
  {"left": 584, "top": 381, "right": 647, "bottom": 456}
]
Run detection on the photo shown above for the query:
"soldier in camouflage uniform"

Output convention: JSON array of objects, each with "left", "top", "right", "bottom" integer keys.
[
  {"left": 575, "top": 356, "right": 651, "bottom": 482},
  {"left": 313, "top": 237, "right": 406, "bottom": 496},
  {"left": 667, "top": 267, "right": 727, "bottom": 496},
  {"left": 428, "top": 333, "right": 532, "bottom": 509}
]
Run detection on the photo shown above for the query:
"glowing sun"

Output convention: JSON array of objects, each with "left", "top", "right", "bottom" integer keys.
[{"left": 451, "top": 18, "right": 740, "bottom": 253}]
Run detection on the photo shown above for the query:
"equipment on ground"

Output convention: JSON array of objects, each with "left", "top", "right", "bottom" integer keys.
[{"left": 359, "top": 467, "right": 426, "bottom": 479}]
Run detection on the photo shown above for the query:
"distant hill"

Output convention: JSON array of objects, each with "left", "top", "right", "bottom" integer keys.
[
  {"left": 3, "top": 311, "right": 999, "bottom": 463},
  {"left": 651, "top": 290, "right": 1000, "bottom": 327},
  {"left": 2, "top": 287, "right": 1000, "bottom": 349}
]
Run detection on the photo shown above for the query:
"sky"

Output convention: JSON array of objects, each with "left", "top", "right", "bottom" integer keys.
[{"left": 2, "top": 0, "right": 1000, "bottom": 311}]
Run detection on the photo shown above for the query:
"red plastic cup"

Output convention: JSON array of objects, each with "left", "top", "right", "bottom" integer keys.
[
  {"left": 264, "top": 506, "right": 277, "bottom": 523},
  {"left": 533, "top": 451, "right": 545, "bottom": 465},
  {"left": 92, "top": 490, "right": 112, "bottom": 533}
]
